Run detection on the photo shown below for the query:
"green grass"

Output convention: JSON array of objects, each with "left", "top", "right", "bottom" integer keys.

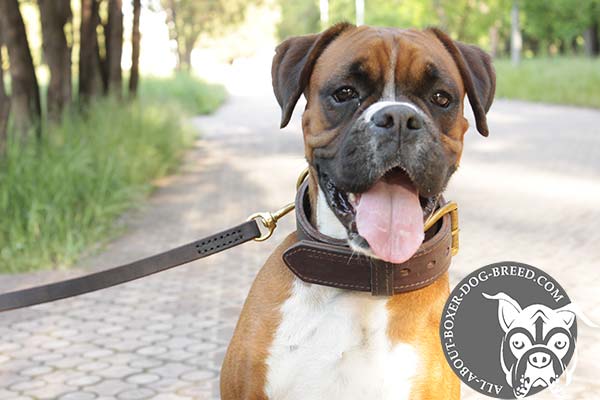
[
  {"left": 494, "top": 57, "right": 600, "bottom": 108},
  {"left": 140, "top": 74, "right": 227, "bottom": 115},
  {"left": 0, "top": 75, "right": 226, "bottom": 273}
]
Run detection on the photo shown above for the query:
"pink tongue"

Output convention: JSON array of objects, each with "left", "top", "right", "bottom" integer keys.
[{"left": 355, "top": 175, "right": 424, "bottom": 264}]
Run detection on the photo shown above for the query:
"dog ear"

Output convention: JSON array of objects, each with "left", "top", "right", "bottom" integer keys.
[
  {"left": 483, "top": 292, "right": 522, "bottom": 332},
  {"left": 556, "top": 308, "right": 576, "bottom": 329},
  {"left": 429, "top": 28, "right": 496, "bottom": 137},
  {"left": 272, "top": 23, "right": 354, "bottom": 128}
]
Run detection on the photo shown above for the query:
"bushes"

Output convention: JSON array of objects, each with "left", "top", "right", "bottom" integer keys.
[
  {"left": 495, "top": 58, "right": 600, "bottom": 108},
  {"left": 0, "top": 76, "right": 226, "bottom": 273}
]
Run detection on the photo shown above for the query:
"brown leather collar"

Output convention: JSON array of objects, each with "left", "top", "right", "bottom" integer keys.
[{"left": 283, "top": 181, "right": 453, "bottom": 296}]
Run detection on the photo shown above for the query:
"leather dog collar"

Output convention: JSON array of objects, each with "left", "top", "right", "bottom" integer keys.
[{"left": 283, "top": 181, "right": 454, "bottom": 296}]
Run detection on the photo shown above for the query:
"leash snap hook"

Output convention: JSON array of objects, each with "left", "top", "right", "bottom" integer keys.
[
  {"left": 248, "top": 167, "right": 308, "bottom": 242},
  {"left": 248, "top": 202, "right": 295, "bottom": 242}
]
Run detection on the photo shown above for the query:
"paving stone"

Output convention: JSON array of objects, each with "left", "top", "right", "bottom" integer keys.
[
  {"left": 46, "top": 356, "right": 87, "bottom": 369},
  {"left": 87, "top": 379, "right": 136, "bottom": 397},
  {"left": 9, "top": 379, "right": 46, "bottom": 391},
  {"left": 31, "top": 351, "right": 64, "bottom": 362},
  {"left": 19, "top": 365, "right": 53, "bottom": 377},
  {"left": 59, "top": 392, "right": 97, "bottom": 400},
  {"left": 151, "top": 394, "right": 192, "bottom": 400},
  {"left": 65, "top": 375, "right": 102, "bottom": 386},
  {"left": 76, "top": 361, "right": 110, "bottom": 372},
  {"left": 126, "top": 373, "right": 161, "bottom": 385},
  {"left": 149, "top": 363, "right": 195, "bottom": 380},
  {"left": 136, "top": 345, "right": 168, "bottom": 356},
  {"left": 146, "top": 377, "right": 191, "bottom": 394},
  {"left": 83, "top": 349, "right": 114, "bottom": 359},
  {"left": 24, "top": 382, "right": 74, "bottom": 399},
  {"left": 117, "top": 388, "right": 156, "bottom": 400},
  {"left": 180, "top": 369, "right": 216, "bottom": 382},
  {"left": 41, "top": 339, "right": 72, "bottom": 350},
  {"left": 96, "top": 365, "right": 140, "bottom": 379},
  {"left": 128, "top": 357, "right": 163, "bottom": 369}
]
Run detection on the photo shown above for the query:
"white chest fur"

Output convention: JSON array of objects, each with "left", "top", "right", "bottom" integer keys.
[
  {"left": 264, "top": 188, "right": 419, "bottom": 400},
  {"left": 264, "top": 281, "right": 419, "bottom": 400}
]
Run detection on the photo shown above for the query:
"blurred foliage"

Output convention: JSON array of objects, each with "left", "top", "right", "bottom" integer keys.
[
  {"left": 160, "top": 0, "right": 259, "bottom": 69},
  {"left": 275, "top": 0, "right": 599, "bottom": 58},
  {"left": 0, "top": 75, "right": 226, "bottom": 273},
  {"left": 276, "top": 0, "right": 320, "bottom": 39},
  {"left": 521, "top": 0, "right": 600, "bottom": 53},
  {"left": 494, "top": 57, "right": 600, "bottom": 107}
]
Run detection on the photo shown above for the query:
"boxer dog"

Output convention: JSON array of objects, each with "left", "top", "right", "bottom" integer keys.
[
  {"left": 483, "top": 292, "right": 577, "bottom": 398},
  {"left": 221, "top": 23, "right": 495, "bottom": 400}
]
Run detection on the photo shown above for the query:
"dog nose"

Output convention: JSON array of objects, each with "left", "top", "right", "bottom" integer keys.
[
  {"left": 528, "top": 351, "right": 552, "bottom": 369},
  {"left": 371, "top": 104, "right": 424, "bottom": 134}
]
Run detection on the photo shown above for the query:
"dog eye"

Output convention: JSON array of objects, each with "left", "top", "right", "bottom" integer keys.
[
  {"left": 432, "top": 91, "right": 451, "bottom": 108},
  {"left": 512, "top": 340, "right": 524, "bottom": 350},
  {"left": 554, "top": 340, "right": 566, "bottom": 350},
  {"left": 332, "top": 87, "right": 359, "bottom": 103}
]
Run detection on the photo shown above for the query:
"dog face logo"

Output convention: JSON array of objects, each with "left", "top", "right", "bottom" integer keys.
[{"left": 483, "top": 292, "right": 576, "bottom": 398}]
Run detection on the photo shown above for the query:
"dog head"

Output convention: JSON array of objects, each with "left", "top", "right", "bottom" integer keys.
[
  {"left": 272, "top": 24, "right": 495, "bottom": 263},
  {"left": 483, "top": 292, "right": 577, "bottom": 398}
]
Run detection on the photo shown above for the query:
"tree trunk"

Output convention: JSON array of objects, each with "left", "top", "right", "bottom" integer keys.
[
  {"left": 0, "top": 29, "right": 11, "bottom": 153},
  {"left": 79, "top": 0, "right": 102, "bottom": 102},
  {"left": 98, "top": 21, "right": 109, "bottom": 94},
  {"left": 129, "top": 0, "right": 141, "bottom": 96},
  {"left": 0, "top": 0, "right": 42, "bottom": 137},
  {"left": 432, "top": 0, "right": 448, "bottom": 31},
  {"left": 319, "top": 0, "right": 329, "bottom": 28},
  {"left": 106, "top": 0, "right": 123, "bottom": 97},
  {"left": 355, "top": 0, "right": 364, "bottom": 26},
  {"left": 489, "top": 22, "right": 499, "bottom": 58},
  {"left": 180, "top": 37, "right": 195, "bottom": 72},
  {"left": 38, "top": 0, "right": 72, "bottom": 121},
  {"left": 583, "top": 21, "right": 599, "bottom": 57},
  {"left": 511, "top": 0, "right": 522, "bottom": 65}
]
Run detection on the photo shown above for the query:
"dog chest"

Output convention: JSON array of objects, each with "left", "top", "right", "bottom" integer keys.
[{"left": 264, "top": 279, "right": 419, "bottom": 400}]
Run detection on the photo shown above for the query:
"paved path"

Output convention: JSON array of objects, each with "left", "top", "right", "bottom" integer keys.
[{"left": 1, "top": 65, "right": 599, "bottom": 399}]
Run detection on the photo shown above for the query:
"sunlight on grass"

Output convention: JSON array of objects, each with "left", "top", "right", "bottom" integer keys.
[
  {"left": 0, "top": 76, "right": 226, "bottom": 273},
  {"left": 495, "top": 58, "right": 600, "bottom": 108}
]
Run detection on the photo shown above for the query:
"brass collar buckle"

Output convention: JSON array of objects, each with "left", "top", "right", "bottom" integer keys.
[{"left": 424, "top": 201, "right": 460, "bottom": 256}]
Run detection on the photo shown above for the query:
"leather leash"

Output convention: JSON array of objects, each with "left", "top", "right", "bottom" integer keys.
[
  {"left": 0, "top": 221, "right": 262, "bottom": 313},
  {"left": 0, "top": 168, "right": 459, "bottom": 312}
]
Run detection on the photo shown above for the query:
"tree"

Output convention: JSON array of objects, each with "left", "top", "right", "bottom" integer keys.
[
  {"left": 79, "top": 0, "right": 103, "bottom": 102},
  {"left": 584, "top": 21, "right": 599, "bottom": 57},
  {"left": 521, "top": 0, "right": 599, "bottom": 56},
  {"left": 129, "top": 0, "right": 141, "bottom": 96},
  {"left": 0, "top": 29, "right": 10, "bottom": 153},
  {"left": 0, "top": 0, "right": 41, "bottom": 137},
  {"left": 161, "top": 0, "right": 252, "bottom": 72},
  {"left": 277, "top": 0, "right": 320, "bottom": 40},
  {"left": 106, "top": 0, "right": 124, "bottom": 96},
  {"left": 38, "top": 0, "right": 72, "bottom": 121},
  {"left": 511, "top": 0, "right": 522, "bottom": 64},
  {"left": 581, "top": 1, "right": 599, "bottom": 56}
]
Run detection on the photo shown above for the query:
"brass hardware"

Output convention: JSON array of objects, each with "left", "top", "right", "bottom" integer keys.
[
  {"left": 424, "top": 201, "right": 459, "bottom": 255},
  {"left": 249, "top": 168, "right": 309, "bottom": 241},
  {"left": 248, "top": 202, "right": 295, "bottom": 242},
  {"left": 296, "top": 167, "right": 309, "bottom": 189}
]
